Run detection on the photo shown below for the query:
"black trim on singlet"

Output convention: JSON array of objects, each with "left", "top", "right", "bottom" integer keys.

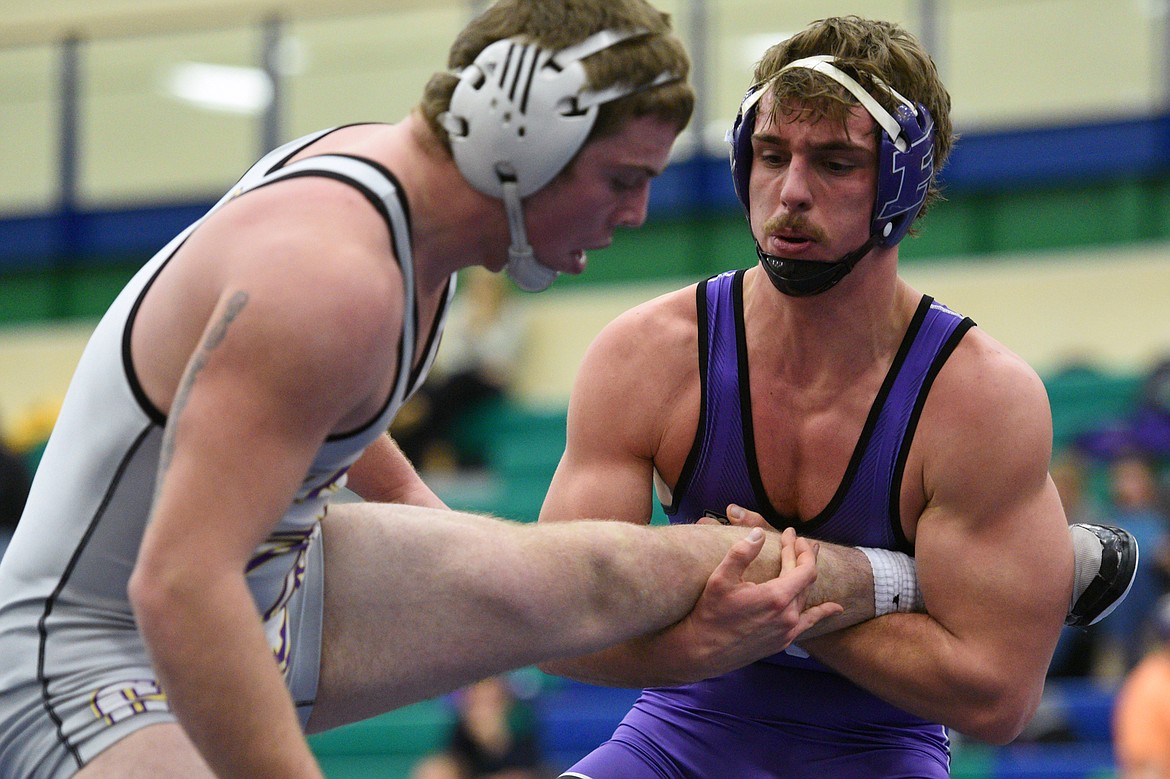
[
  {"left": 317, "top": 152, "right": 415, "bottom": 236},
  {"left": 293, "top": 155, "right": 450, "bottom": 436},
  {"left": 244, "top": 165, "right": 424, "bottom": 443},
  {"left": 740, "top": 294, "right": 934, "bottom": 533},
  {"left": 123, "top": 254, "right": 182, "bottom": 427},
  {"left": 410, "top": 273, "right": 452, "bottom": 394},
  {"left": 263, "top": 123, "right": 386, "bottom": 177},
  {"left": 37, "top": 424, "right": 158, "bottom": 768},
  {"left": 121, "top": 146, "right": 445, "bottom": 446},
  {"left": 329, "top": 155, "right": 449, "bottom": 404},
  {"left": 664, "top": 277, "right": 714, "bottom": 517},
  {"left": 888, "top": 314, "right": 976, "bottom": 548},
  {"left": 257, "top": 169, "right": 395, "bottom": 238}
]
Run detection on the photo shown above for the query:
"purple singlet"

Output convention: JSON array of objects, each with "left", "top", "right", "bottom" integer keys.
[{"left": 563, "top": 269, "right": 974, "bottom": 779}]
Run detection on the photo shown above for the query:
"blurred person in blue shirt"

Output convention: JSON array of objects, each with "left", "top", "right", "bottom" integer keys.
[{"left": 1095, "top": 453, "right": 1170, "bottom": 678}]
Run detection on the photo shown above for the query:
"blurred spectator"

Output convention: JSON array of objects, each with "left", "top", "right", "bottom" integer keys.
[
  {"left": 1052, "top": 450, "right": 1106, "bottom": 527},
  {"left": 393, "top": 268, "right": 525, "bottom": 472},
  {"left": 1095, "top": 453, "right": 1170, "bottom": 679},
  {"left": 411, "top": 675, "right": 549, "bottom": 779},
  {"left": 0, "top": 427, "right": 32, "bottom": 561},
  {"left": 1049, "top": 450, "right": 1106, "bottom": 677},
  {"left": 1113, "top": 594, "right": 1170, "bottom": 779}
]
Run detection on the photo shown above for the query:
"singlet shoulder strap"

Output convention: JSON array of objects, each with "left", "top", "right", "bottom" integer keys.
[
  {"left": 245, "top": 152, "right": 454, "bottom": 414},
  {"left": 264, "top": 153, "right": 422, "bottom": 410}
]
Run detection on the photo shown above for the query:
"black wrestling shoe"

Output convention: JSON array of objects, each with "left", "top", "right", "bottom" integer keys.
[{"left": 1066, "top": 523, "right": 1139, "bottom": 628}]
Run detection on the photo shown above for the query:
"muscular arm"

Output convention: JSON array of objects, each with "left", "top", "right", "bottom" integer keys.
[
  {"left": 800, "top": 335, "right": 1071, "bottom": 744},
  {"left": 538, "top": 298, "right": 853, "bottom": 686},
  {"left": 347, "top": 433, "right": 448, "bottom": 508},
  {"left": 128, "top": 179, "right": 402, "bottom": 777}
]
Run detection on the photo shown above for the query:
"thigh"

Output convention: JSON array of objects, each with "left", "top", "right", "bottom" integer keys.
[
  {"left": 74, "top": 723, "right": 213, "bottom": 778},
  {"left": 307, "top": 502, "right": 602, "bottom": 733}
]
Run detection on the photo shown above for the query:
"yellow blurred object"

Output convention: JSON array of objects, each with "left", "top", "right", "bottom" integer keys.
[{"left": 7, "top": 398, "right": 61, "bottom": 454}]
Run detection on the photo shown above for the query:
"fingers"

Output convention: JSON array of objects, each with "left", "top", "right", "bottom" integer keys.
[
  {"left": 794, "top": 601, "right": 844, "bottom": 635},
  {"left": 723, "top": 504, "right": 771, "bottom": 529},
  {"left": 793, "top": 534, "right": 820, "bottom": 572},
  {"left": 709, "top": 524, "right": 822, "bottom": 613},
  {"left": 771, "top": 531, "right": 822, "bottom": 602},
  {"left": 706, "top": 527, "right": 765, "bottom": 590},
  {"left": 778, "top": 526, "right": 797, "bottom": 574}
]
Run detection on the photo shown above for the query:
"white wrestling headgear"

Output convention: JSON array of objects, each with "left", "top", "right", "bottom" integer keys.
[{"left": 439, "top": 28, "right": 678, "bottom": 292}]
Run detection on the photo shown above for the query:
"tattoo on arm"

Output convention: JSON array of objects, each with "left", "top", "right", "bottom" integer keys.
[{"left": 156, "top": 291, "right": 250, "bottom": 490}]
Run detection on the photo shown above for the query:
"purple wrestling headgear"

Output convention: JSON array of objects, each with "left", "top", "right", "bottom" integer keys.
[{"left": 727, "top": 55, "right": 935, "bottom": 296}]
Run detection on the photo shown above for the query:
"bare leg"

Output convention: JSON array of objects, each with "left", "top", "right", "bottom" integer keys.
[
  {"left": 74, "top": 723, "right": 213, "bottom": 778},
  {"left": 307, "top": 502, "right": 816, "bottom": 731}
]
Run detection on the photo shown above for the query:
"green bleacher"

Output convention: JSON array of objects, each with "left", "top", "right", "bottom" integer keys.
[{"left": 310, "top": 700, "right": 453, "bottom": 779}]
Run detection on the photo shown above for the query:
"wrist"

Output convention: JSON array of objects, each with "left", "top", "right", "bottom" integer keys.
[{"left": 858, "top": 546, "right": 923, "bottom": 617}]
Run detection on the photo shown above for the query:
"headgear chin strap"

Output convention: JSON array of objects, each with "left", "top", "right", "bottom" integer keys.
[
  {"left": 440, "top": 29, "right": 679, "bottom": 292},
  {"left": 757, "top": 235, "right": 879, "bottom": 297},
  {"left": 727, "top": 55, "right": 936, "bottom": 297}
]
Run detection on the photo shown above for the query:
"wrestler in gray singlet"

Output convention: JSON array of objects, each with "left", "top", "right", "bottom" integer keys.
[{"left": 0, "top": 127, "right": 454, "bottom": 778}]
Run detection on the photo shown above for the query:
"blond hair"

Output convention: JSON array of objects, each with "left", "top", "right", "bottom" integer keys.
[{"left": 754, "top": 16, "right": 954, "bottom": 222}]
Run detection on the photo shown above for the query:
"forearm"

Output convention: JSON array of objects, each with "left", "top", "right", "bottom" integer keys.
[
  {"left": 801, "top": 612, "right": 1046, "bottom": 744},
  {"left": 347, "top": 433, "right": 447, "bottom": 508},
  {"left": 798, "top": 542, "right": 879, "bottom": 637},
  {"left": 542, "top": 526, "right": 854, "bottom": 687},
  {"left": 133, "top": 572, "right": 321, "bottom": 778},
  {"left": 539, "top": 625, "right": 711, "bottom": 688},
  {"left": 699, "top": 509, "right": 914, "bottom": 639}
]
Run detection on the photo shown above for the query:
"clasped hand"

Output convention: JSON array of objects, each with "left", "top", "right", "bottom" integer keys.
[{"left": 677, "top": 506, "right": 841, "bottom": 679}]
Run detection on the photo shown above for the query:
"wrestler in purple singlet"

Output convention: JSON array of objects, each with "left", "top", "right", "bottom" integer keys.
[{"left": 563, "top": 268, "right": 974, "bottom": 779}]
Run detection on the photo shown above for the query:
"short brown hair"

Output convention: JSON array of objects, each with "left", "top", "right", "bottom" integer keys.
[
  {"left": 754, "top": 16, "right": 954, "bottom": 223},
  {"left": 419, "top": 0, "right": 694, "bottom": 153}
]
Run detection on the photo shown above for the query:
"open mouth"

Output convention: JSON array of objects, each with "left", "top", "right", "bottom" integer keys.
[{"left": 770, "top": 233, "right": 816, "bottom": 253}]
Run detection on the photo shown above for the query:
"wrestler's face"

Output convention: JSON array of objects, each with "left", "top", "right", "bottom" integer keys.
[
  {"left": 522, "top": 115, "right": 678, "bottom": 278},
  {"left": 748, "top": 95, "right": 878, "bottom": 263}
]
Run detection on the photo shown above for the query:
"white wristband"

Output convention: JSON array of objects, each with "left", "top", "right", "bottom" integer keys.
[{"left": 858, "top": 547, "right": 923, "bottom": 617}]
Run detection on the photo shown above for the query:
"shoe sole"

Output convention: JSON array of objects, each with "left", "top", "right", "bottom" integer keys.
[{"left": 1082, "top": 527, "right": 1140, "bottom": 627}]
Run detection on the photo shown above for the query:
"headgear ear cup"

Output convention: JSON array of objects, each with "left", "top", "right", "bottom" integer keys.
[
  {"left": 440, "top": 28, "right": 679, "bottom": 292},
  {"left": 727, "top": 83, "right": 765, "bottom": 213},
  {"left": 873, "top": 102, "right": 934, "bottom": 247}
]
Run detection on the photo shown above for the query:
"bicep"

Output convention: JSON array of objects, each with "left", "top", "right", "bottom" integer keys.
[
  {"left": 916, "top": 477, "right": 1070, "bottom": 656},
  {"left": 538, "top": 327, "right": 670, "bottom": 527},
  {"left": 539, "top": 375, "right": 658, "bottom": 525},
  {"left": 541, "top": 442, "right": 656, "bottom": 526},
  {"left": 145, "top": 314, "right": 344, "bottom": 575},
  {"left": 915, "top": 348, "right": 1071, "bottom": 670}
]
